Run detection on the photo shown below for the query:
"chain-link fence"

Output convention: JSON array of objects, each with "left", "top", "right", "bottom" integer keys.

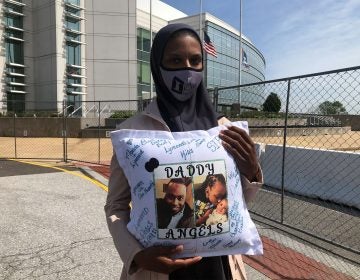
[
  {"left": 1, "top": 66, "right": 359, "bottom": 266},
  {"left": 209, "top": 66, "right": 360, "bottom": 267},
  {"left": 0, "top": 100, "right": 141, "bottom": 164}
]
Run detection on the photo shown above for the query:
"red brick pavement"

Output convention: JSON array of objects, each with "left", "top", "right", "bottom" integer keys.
[
  {"left": 75, "top": 162, "right": 111, "bottom": 179},
  {"left": 87, "top": 165, "right": 111, "bottom": 178},
  {"left": 243, "top": 236, "right": 354, "bottom": 280},
  {"left": 85, "top": 164, "right": 355, "bottom": 280}
]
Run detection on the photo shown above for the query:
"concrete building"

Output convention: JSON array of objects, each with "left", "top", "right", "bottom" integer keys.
[
  {"left": 0, "top": 0, "right": 265, "bottom": 116},
  {"left": 1, "top": 0, "right": 137, "bottom": 115}
]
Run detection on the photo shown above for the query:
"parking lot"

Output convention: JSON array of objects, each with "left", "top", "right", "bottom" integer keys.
[{"left": 0, "top": 160, "right": 121, "bottom": 280}]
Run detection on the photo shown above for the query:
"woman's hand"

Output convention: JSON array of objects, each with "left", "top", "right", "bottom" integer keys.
[
  {"left": 133, "top": 245, "right": 202, "bottom": 274},
  {"left": 219, "top": 125, "right": 260, "bottom": 182}
]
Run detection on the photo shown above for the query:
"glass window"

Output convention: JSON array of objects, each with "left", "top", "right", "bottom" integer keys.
[
  {"left": 5, "top": 15, "right": 22, "bottom": 28},
  {"left": 137, "top": 28, "right": 156, "bottom": 98},
  {"left": 7, "top": 93, "right": 25, "bottom": 112},
  {"left": 137, "top": 63, "right": 141, "bottom": 83},
  {"left": 66, "top": 32, "right": 81, "bottom": 41},
  {"left": 66, "top": 18, "right": 80, "bottom": 31},
  {"left": 5, "top": 40, "right": 24, "bottom": 64},
  {"left": 66, "top": 0, "right": 80, "bottom": 6},
  {"left": 137, "top": 50, "right": 150, "bottom": 62},
  {"left": 66, "top": 7, "right": 80, "bottom": 16},
  {"left": 4, "top": 3, "right": 23, "bottom": 14},
  {"left": 5, "top": 29, "right": 23, "bottom": 39},
  {"left": 66, "top": 44, "right": 81, "bottom": 65},
  {"left": 141, "top": 62, "right": 150, "bottom": 84},
  {"left": 142, "top": 29, "right": 151, "bottom": 52},
  {"left": 6, "top": 75, "right": 24, "bottom": 84},
  {"left": 6, "top": 66, "right": 24, "bottom": 75},
  {"left": 137, "top": 29, "right": 142, "bottom": 50},
  {"left": 67, "top": 77, "right": 81, "bottom": 85},
  {"left": 67, "top": 66, "right": 81, "bottom": 76},
  {"left": 137, "top": 28, "right": 152, "bottom": 52},
  {"left": 137, "top": 61, "right": 151, "bottom": 85},
  {"left": 138, "top": 84, "right": 150, "bottom": 96},
  {"left": 67, "top": 85, "right": 82, "bottom": 92},
  {"left": 4, "top": 2, "right": 26, "bottom": 112}
]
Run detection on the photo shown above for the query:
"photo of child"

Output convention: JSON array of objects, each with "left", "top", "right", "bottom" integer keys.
[
  {"left": 205, "top": 198, "right": 228, "bottom": 225},
  {"left": 194, "top": 174, "right": 227, "bottom": 226}
]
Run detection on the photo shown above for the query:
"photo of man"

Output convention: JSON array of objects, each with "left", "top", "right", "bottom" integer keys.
[{"left": 156, "top": 177, "right": 195, "bottom": 229}]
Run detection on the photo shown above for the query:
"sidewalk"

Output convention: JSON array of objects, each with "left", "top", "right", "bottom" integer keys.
[{"left": 78, "top": 163, "right": 360, "bottom": 280}]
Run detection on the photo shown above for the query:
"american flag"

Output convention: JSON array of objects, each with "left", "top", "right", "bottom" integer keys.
[
  {"left": 242, "top": 48, "right": 249, "bottom": 68},
  {"left": 203, "top": 31, "right": 217, "bottom": 57}
]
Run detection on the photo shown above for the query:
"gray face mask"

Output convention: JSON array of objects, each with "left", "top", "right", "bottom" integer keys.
[{"left": 160, "top": 67, "right": 203, "bottom": 101}]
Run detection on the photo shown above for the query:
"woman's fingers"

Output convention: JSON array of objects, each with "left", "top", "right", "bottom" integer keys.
[
  {"left": 133, "top": 245, "right": 202, "bottom": 274},
  {"left": 220, "top": 126, "right": 254, "bottom": 151},
  {"left": 221, "top": 140, "right": 246, "bottom": 163},
  {"left": 171, "top": 256, "right": 203, "bottom": 270},
  {"left": 220, "top": 133, "right": 248, "bottom": 160},
  {"left": 159, "top": 246, "right": 202, "bottom": 272},
  {"left": 219, "top": 126, "right": 259, "bottom": 181}
]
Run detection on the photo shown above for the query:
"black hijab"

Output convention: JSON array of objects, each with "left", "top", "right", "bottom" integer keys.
[{"left": 150, "top": 23, "right": 218, "bottom": 132}]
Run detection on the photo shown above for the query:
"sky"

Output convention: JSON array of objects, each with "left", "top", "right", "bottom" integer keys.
[{"left": 161, "top": 0, "right": 360, "bottom": 80}]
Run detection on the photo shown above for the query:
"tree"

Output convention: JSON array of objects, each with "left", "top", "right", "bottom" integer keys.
[
  {"left": 263, "top": 92, "right": 281, "bottom": 113},
  {"left": 317, "top": 101, "right": 347, "bottom": 115}
]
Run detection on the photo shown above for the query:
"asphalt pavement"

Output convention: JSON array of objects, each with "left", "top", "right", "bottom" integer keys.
[
  {"left": 1, "top": 160, "right": 359, "bottom": 280},
  {"left": 0, "top": 160, "right": 121, "bottom": 280}
]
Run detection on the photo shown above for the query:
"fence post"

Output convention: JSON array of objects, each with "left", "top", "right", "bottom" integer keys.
[
  {"left": 98, "top": 101, "right": 101, "bottom": 164},
  {"left": 13, "top": 101, "right": 17, "bottom": 158},
  {"left": 281, "top": 79, "right": 291, "bottom": 223},
  {"left": 213, "top": 87, "right": 219, "bottom": 111},
  {"left": 238, "top": 86, "right": 242, "bottom": 116},
  {"left": 138, "top": 94, "right": 143, "bottom": 113},
  {"left": 62, "top": 100, "right": 67, "bottom": 162}
]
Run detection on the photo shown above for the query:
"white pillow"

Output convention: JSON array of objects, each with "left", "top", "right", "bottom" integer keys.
[{"left": 111, "top": 121, "right": 263, "bottom": 258}]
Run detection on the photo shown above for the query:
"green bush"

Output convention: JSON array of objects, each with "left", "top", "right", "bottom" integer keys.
[
  {"left": 263, "top": 92, "right": 282, "bottom": 113},
  {"left": 230, "top": 111, "right": 286, "bottom": 119},
  {"left": 109, "top": 110, "right": 136, "bottom": 119}
]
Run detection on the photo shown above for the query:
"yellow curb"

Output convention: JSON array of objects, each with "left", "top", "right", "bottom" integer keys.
[{"left": 8, "top": 159, "right": 108, "bottom": 192}]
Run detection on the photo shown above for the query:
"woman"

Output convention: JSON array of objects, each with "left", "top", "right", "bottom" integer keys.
[{"left": 105, "top": 23, "right": 262, "bottom": 280}]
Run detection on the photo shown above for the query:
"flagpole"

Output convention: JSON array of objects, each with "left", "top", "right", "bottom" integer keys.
[
  {"left": 238, "top": 0, "right": 242, "bottom": 116},
  {"left": 150, "top": 0, "right": 153, "bottom": 100},
  {"left": 200, "top": 0, "right": 207, "bottom": 89},
  {"left": 199, "top": 0, "right": 203, "bottom": 40}
]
